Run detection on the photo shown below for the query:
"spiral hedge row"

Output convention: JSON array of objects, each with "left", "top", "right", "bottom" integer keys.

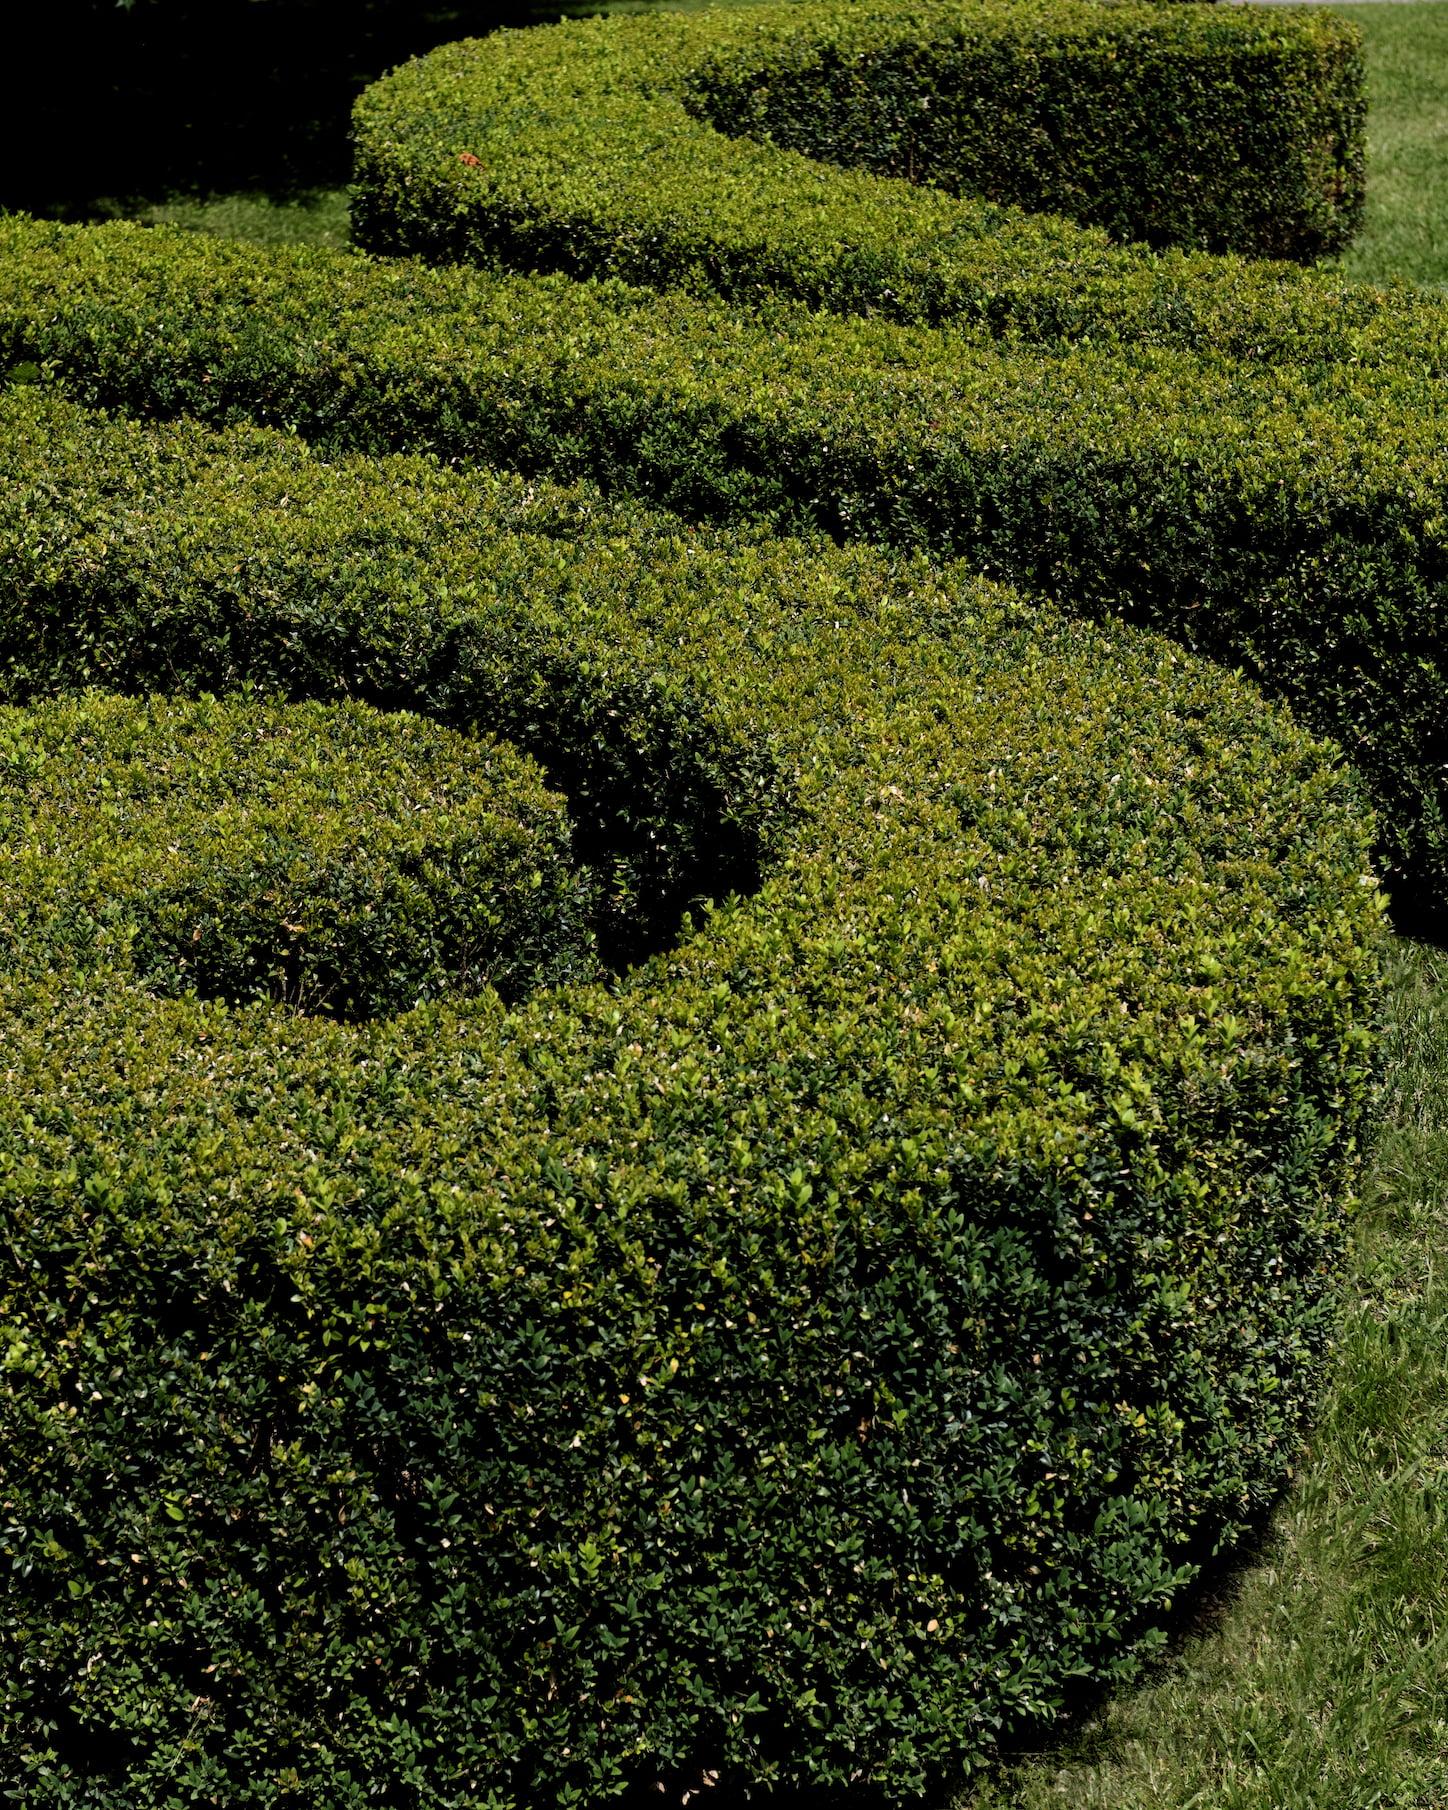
[
  {"left": 0, "top": 0, "right": 1402, "bottom": 1802},
  {"left": 0, "top": 382, "right": 1381, "bottom": 1805},
  {"left": 0, "top": 692, "right": 598, "bottom": 1018}
]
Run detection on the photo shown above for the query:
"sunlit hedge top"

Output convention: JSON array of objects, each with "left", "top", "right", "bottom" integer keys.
[
  {"left": 0, "top": 693, "right": 598, "bottom": 1017},
  {"left": 352, "top": 0, "right": 1365, "bottom": 309}
]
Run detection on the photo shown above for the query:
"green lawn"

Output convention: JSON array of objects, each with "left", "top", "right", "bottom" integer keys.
[
  {"left": 134, "top": 186, "right": 352, "bottom": 249},
  {"left": 62, "top": 8, "right": 1448, "bottom": 1804},
  {"left": 1334, "top": 1, "right": 1448, "bottom": 290}
]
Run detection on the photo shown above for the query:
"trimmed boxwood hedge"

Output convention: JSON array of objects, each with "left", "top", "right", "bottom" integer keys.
[
  {"left": 0, "top": 385, "right": 1382, "bottom": 1805},
  {"left": 2, "top": 217, "right": 1443, "bottom": 920},
  {"left": 350, "top": 0, "right": 1366, "bottom": 289},
  {"left": 0, "top": 692, "right": 597, "bottom": 1018},
  {"left": 0, "top": 5, "right": 1410, "bottom": 1797}
]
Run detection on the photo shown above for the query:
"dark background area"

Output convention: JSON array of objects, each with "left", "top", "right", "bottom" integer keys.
[{"left": 2, "top": 0, "right": 603, "bottom": 211}]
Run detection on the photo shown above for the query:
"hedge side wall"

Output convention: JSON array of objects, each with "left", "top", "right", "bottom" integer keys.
[
  {"left": 0, "top": 386, "right": 1382, "bottom": 1805},
  {"left": 687, "top": 1, "right": 1363, "bottom": 255},
  {"left": 350, "top": 0, "right": 1365, "bottom": 306},
  {"left": 2, "top": 219, "right": 1441, "bottom": 920}
]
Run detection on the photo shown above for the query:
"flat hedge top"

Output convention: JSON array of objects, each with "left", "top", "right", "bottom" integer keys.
[
  {"left": 0, "top": 386, "right": 1381, "bottom": 1801},
  {"left": 0, "top": 692, "right": 597, "bottom": 1017}
]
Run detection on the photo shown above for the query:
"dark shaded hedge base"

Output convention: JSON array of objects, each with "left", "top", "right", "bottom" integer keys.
[{"left": 0, "top": 388, "right": 1381, "bottom": 1805}]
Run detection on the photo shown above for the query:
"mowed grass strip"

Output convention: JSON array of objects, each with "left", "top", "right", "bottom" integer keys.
[
  {"left": 138, "top": 186, "right": 352, "bottom": 250},
  {"left": 1334, "top": 1, "right": 1448, "bottom": 291}
]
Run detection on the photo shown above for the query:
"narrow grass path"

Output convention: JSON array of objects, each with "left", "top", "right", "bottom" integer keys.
[{"left": 136, "top": 186, "right": 352, "bottom": 248}]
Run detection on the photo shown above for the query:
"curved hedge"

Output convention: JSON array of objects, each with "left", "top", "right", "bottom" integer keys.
[
  {"left": 0, "top": 385, "right": 1381, "bottom": 1804},
  {"left": 0, "top": 692, "right": 597, "bottom": 1017},
  {"left": 2, "top": 216, "right": 1443, "bottom": 919},
  {"left": 351, "top": 0, "right": 1365, "bottom": 294},
  {"left": 0, "top": 1, "right": 1404, "bottom": 1798}
]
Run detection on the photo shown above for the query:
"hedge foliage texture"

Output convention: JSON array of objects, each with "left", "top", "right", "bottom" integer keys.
[
  {"left": 352, "top": 0, "right": 1366, "bottom": 278},
  {"left": 0, "top": 0, "right": 1403, "bottom": 1804},
  {"left": 3, "top": 209, "right": 1444, "bottom": 917},
  {"left": 0, "top": 382, "right": 1381, "bottom": 1807},
  {"left": 0, "top": 693, "right": 597, "bottom": 1018}
]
